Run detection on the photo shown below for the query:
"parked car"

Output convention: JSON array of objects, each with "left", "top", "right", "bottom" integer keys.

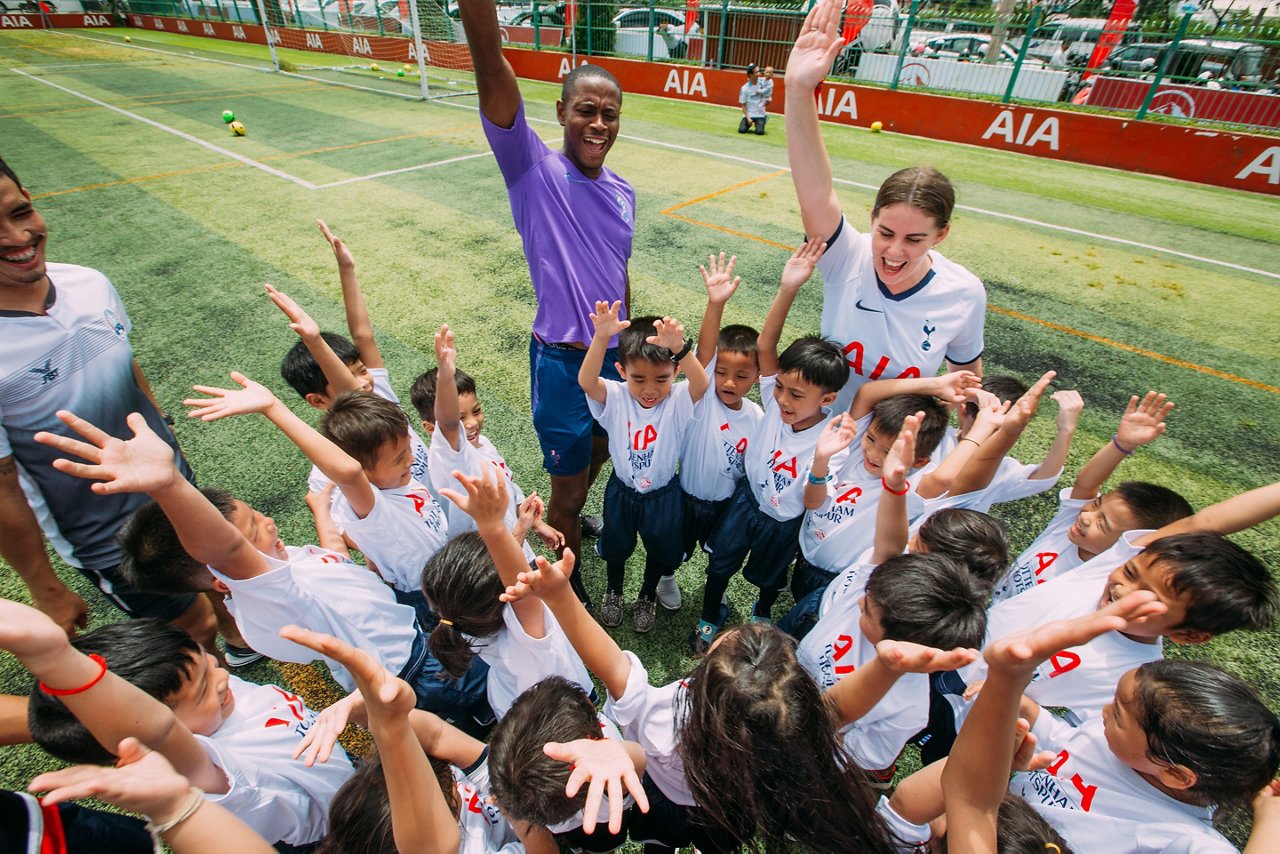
[
  {"left": 612, "top": 8, "right": 690, "bottom": 59},
  {"left": 1019, "top": 17, "right": 1141, "bottom": 65},
  {"left": 912, "top": 33, "right": 1044, "bottom": 65},
  {"left": 1100, "top": 38, "right": 1265, "bottom": 83}
]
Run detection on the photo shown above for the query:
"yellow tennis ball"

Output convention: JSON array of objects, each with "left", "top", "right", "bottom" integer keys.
[
  {"left": 229, "top": 121, "right": 246, "bottom": 136},
  {"left": 870, "top": 121, "right": 883, "bottom": 133}
]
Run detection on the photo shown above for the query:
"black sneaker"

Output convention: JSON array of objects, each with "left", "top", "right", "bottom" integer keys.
[
  {"left": 224, "top": 643, "right": 264, "bottom": 668},
  {"left": 581, "top": 515, "right": 604, "bottom": 539}
]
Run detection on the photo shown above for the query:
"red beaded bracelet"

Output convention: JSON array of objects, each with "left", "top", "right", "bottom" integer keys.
[
  {"left": 881, "top": 477, "right": 910, "bottom": 496},
  {"left": 39, "top": 654, "right": 107, "bottom": 696}
]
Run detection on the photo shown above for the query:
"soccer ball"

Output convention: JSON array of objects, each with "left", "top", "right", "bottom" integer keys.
[
  {"left": 222, "top": 110, "right": 236, "bottom": 123},
  {"left": 396, "top": 69, "right": 405, "bottom": 77},
  {"left": 123, "top": 35, "right": 131, "bottom": 42},
  {"left": 229, "top": 121, "right": 246, "bottom": 136},
  {"left": 370, "top": 63, "right": 380, "bottom": 72},
  {"left": 870, "top": 121, "right": 883, "bottom": 133}
]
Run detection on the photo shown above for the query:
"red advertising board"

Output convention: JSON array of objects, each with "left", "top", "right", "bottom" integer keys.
[
  {"left": 0, "top": 12, "right": 114, "bottom": 28},
  {"left": 1087, "top": 75, "right": 1280, "bottom": 131}
]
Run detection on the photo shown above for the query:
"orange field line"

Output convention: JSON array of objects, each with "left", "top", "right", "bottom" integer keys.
[{"left": 663, "top": 175, "right": 1279, "bottom": 397}]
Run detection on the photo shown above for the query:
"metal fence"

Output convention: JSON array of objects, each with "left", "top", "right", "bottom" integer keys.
[{"left": 114, "top": 0, "right": 1280, "bottom": 130}]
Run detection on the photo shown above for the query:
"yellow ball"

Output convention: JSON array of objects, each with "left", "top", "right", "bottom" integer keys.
[
  {"left": 123, "top": 35, "right": 132, "bottom": 42},
  {"left": 229, "top": 121, "right": 246, "bottom": 136},
  {"left": 370, "top": 63, "right": 380, "bottom": 72},
  {"left": 870, "top": 121, "right": 883, "bottom": 133},
  {"left": 403, "top": 63, "right": 412, "bottom": 71}
]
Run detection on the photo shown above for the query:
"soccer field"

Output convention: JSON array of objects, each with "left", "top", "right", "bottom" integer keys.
[{"left": 2, "top": 24, "right": 1279, "bottom": 833}]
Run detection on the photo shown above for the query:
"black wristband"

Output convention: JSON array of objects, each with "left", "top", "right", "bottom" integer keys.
[{"left": 670, "top": 339, "right": 693, "bottom": 364}]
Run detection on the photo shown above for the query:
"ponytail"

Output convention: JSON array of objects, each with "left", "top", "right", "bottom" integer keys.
[{"left": 420, "top": 533, "right": 506, "bottom": 679}]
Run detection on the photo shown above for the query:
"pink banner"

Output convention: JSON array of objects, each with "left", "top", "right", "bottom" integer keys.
[{"left": 1083, "top": 0, "right": 1136, "bottom": 80}]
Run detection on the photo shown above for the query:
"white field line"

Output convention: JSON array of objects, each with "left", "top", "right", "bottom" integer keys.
[
  {"left": 314, "top": 149, "right": 495, "bottom": 188},
  {"left": 11, "top": 68, "right": 318, "bottom": 189},
  {"left": 23, "top": 33, "right": 1280, "bottom": 279},
  {"left": 51, "top": 29, "right": 272, "bottom": 72}
]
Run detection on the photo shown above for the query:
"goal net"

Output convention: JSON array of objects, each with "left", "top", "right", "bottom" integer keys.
[{"left": 255, "top": 0, "right": 476, "bottom": 100}]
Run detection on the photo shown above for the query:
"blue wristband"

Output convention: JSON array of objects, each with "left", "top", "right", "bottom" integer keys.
[{"left": 807, "top": 471, "right": 833, "bottom": 486}]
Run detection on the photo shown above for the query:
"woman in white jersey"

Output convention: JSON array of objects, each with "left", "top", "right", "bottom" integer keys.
[{"left": 784, "top": 0, "right": 987, "bottom": 416}]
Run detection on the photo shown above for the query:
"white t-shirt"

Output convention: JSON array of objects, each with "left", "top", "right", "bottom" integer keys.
[
  {"left": 817, "top": 218, "right": 987, "bottom": 416},
  {"left": 819, "top": 548, "right": 878, "bottom": 618},
  {"left": 991, "top": 487, "right": 1090, "bottom": 603},
  {"left": 307, "top": 367, "right": 432, "bottom": 493},
  {"left": 331, "top": 478, "right": 449, "bottom": 593},
  {"left": 470, "top": 602, "right": 593, "bottom": 719},
  {"left": 211, "top": 545, "right": 417, "bottom": 693},
  {"left": 588, "top": 379, "right": 693, "bottom": 493},
  {"left": 957, "top": 530, "right": 1159, "bottom": 722},
  {"left": 1010, "top": 717, "right": 1234, "bottom": 854},
  {"left": 604, "top": 651, "right": 695, "bottom": 807},
  {"left": 801, "top": 413, "right": 925, "bottom": 573},
  {"left": 198, "top": 676, "right": 354, "bottom": 845},
  {"left": 428, "top": 433, "right": 535, "bottom": 563},
  {"left": 679, "top": 355, "right": 763, "bottom": 502},
  {"left": 797, "top": 567, "right": 925, "bottom": 770},
  {"left": 744, "top": 374, "right": 833, "bottom": 522},
  {"left": 454, "top": 753, "right": 524, "bottom": 854}
]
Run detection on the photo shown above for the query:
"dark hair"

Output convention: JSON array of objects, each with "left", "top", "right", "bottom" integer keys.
[
  {"left": 320, "top": 392, "right": 410, "bottom": 470},
  {"left": 317, "top": 750, "right": 459, "bottom": 854},
  {"left": 777, "top": 336, "right": 849, "bottom": 395},
  {"left": 1110, "top": 482, "right": 1194, "bottom": 532},
  {"left": 937, "top": 791, "right": 1074, "bottom": 853},
  {"left": 718, "top": 324, "right": 759, "bottom": 360},
  {"left": 677, "top": 624, "right": 895, "bottom": 854},
  {"left": 409, "top": 366, "right": 477, "bottom": 423},
  {"left": 1144, "top": 533, "right": 1278, "bottom": 635},
  {"left": 117, "top": 488, "right": 238, "bottom": 594},
  {"left": 865, "top": 553, "right": 987, "bottom": 650},
  {"left": 962, "top": 374, "right": 1029, "bottom": 419},
  {"left": 29, "top": 620, "right": 201, "bottom": 764},
  {"left": 873, "top": 166, "right": 955, "bottom": 229},
  {"left": 616, "top": 315, "right": 672, "bottom": 366},
  {"left": 422, "top": 533, "right": 505, "bottom": 679},
  {"left": 561, "top": 63, "right": 622, "bottom": 102},
  {"left": 488, "top": 677, "right": 600, "bottom": 826},
  {"left": 917, "top": 508, "right": 1011, "bottom": 589},
  {"left": 280, "top": 332, "right": 360, "bottom": 399},
  {"left": 1133, "top": 659, "right": 1280, "bottom": 812},
  {"left": 869, "top": 393, "right": 950, "bottom": 460},
  {"left": 0, "top": 157, "right": 23, "bottom": 193}
]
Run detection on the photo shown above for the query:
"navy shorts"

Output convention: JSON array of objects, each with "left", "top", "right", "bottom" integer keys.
[
  {"left": 626, "top": 773, "right": 738, "bottom": 853},
  {"left": 682, "top": 490, "right": 732, "bottom": 562},
  {"left": 790, "top": 552, "right": 840, "bottom": 603},
  {"left": 400, "top": 625, "right": 493, "bottom": 737},
  {"left": 704, "top": 480, "right": 802, "bottom": 593},
  {"left": 529, "top": 336, "right": 621, "bottom": 476},
  {"left": 777, "top": 585, "right": 826, "bottom": 642},
  {"left": 85, "top": 562, "right": 198, "bottom": 622},
  {"left": 393, "top": 586, "right": 436, "bottom": 635},
  {"left": 598, "top": 473, "right": 686, "bottom": 571}
]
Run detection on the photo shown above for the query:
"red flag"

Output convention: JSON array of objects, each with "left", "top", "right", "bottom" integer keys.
[
  {"left": 565, "top": 0, "right": 576, "bottom": 36},
  {"left": 1083, "top": 0, "right": 1137, "bottom": 80},
  {"left": 841, "top": 0, "right": 874, "bottom": 44},
  {"left": 685, "top": 0, "right": 699, "bottom": 34}
]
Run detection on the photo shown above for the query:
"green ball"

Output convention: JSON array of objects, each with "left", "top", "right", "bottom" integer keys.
[
  {"left": 396, "top": 69, "right": 405, "bottom": 77},
  {"left": 222, "top": 110, "right": 235, "bottom": 123}
]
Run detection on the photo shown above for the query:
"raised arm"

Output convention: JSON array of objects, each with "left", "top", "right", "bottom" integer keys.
[
  {"left": 784, "top": 0, "right": 846, "bottom": 240},
  {"left": 317, "top": 219, "right": 383, "bottom": 370},
  {"left": 457, "top": 0, "right": 521, "bottom": 128},
  {"left": 825, "top": 640, "right": 977, "bottom": 726},
  {"left": 650, "top": 316, "right": 708, "bottom": 404},
  {"left": 849, "top": 370, "right": 980, "bottom": 422},
  {"left": 695, "top": 252, "right": 740, "bottom": 365},
  {"left": 760, "top": 239, "right": 826, "bottom": 377},
  {"left": 945, "top": 372, "right": 1056, "bottom": 498},
  {"left": 305, "top": 484, "right": 351, "bottom": 557},
  {"left": 1138, "top": 480, "right": 1280, "bottom": 547},
  {"left": 1032, "top": 389, "right": 1082, "bottom": 479},
  {"left": 579, "top": 301, "right": 628, "bottom": 405},
  {"left": 432, "top": 324, "right": 465, "bottom": 452},
  {"left": 1072, "top": 391, "right": 1173, "bottom": 500},
  {"left": 804, "top": 414, "right": 857, "bottom": 511},
  {"left": 871, "top": 413, "right": 919, "bottom": 565},
  {"left": 265, "top": 284, "right": 363, "bottom": 399},
  {"left": 915, "top": 394, "right": 1008, "bottom": 500}
]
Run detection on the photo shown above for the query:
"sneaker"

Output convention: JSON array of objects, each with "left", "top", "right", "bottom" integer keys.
[
  {"left": 633, "top": 597, "right": 657, "bottom": 633},
  {"left": 689, "top": 620, "right": 719, "bottom": 655},
  {"left": 581, "top": 515, "right": 604, "bottom": 539},
  {"left": 748, "top": 600, "right": 772, "bottom": 626},
  {"left": 223, "top": 643, "right": 264, "bottom": 668},
  {"left": 600, "top": 591, "right": 624, "bottom": 627},
  {"left": 656, "top": 575, "right": 682, "bottom": 610},
  {"left": 867, "top": 763, "right": 897, "bottom": 791}
]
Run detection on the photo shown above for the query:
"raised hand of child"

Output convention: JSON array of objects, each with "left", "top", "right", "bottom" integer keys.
[
  {"left": 1114, "top": 391, "right": 1174, "bottom": 452},
  {"left": 935, "top": 370, "right": 982, "bottom": 404},
  {"left": 589, "top": 300, "right": 630, "bottom": 338},
  {"left": 433, "top": 324, "right": 457, "bottom": 377},
  {"left": 279, "top": 625, "right": 414, "bottom": 731},
  {"left": 874, "top": 639, "right": 979, "bottom": 675},
  {"left": 438, "top": 466, "right": 508, "bottom": 528},
  {"left": 815, "top": 413, "right": 857, "bottom": 460},
  {"left": 648, "top": 316, "right": 687, "bottom": 354},
  {"left": 1009, "top": 718, "right": 1055, "bottom": 773},
  {"left": 1051, "top": 389, "right": 1084, "bottom": 434},
  {"left": 317, "top": 219, "right": 357, "bottom": 271},
  {"left": 785, "top": 0, "right": 845, "bottom": 91},
  {"left": 882, "top": 412, "right": 921, "bottom": 493},
  {"left": 1002, "top": 370, "right": 1057, "bottom": 435},
  {"left": 544, "top": 738, "right": 650, "bottom": 835},
  {"left": 780, "top": 238, "right": 827, "bottom": 293},
  {"left": 265, "top": 284, "right": 321, "bottom": 342},
  {"left": 35, "top": 410, "right": 179, "bottom": 496},
  {"left": 968, "top": 391, "right": 1012, "bottom": 437},
  {"left": 500, "top": 550, "right": 576, "bottom": 605},
  {"left": 293, "top": 690, "right": 364, "bottom": 767},
  {"left": 30, "top": 737, "right": 194, "bottom": 819},
  {"left": 185, "top": 372, "right": 278, "bottom": 421},
  {"left": 699, "top": 251, "right": 741, "bottom": 305},
  {"left": 0, "top": 597, "right": 72, "bottom": 672}
]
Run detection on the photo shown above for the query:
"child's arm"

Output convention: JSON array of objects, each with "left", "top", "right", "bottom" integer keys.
[
  {"left": 280, "top": 625, "right": 462, "bottom": 854},
  {"left": 432, "top": 324, "right": 466, "bottom": 453},
  {"left": 803, "top": 414, "right": 857, "bottom": 510},
  {"left": 579, "top": 300, "right": 629, "bottom": 405},
  {"left": 438, "top": 468, "right": 546, "bottom": 639},
  {"left": 825, "top": 640, "right": 978, "bottom": 727},
  {"left": 759, "top": 239, "right": 826, "bottom": 378},
  {"left": 945, "top": 372, "right": 1057, "bottom": 498},
  {"left": 35, "top": 411, "right": 268, "bottom": 581},
  {"left": 31, "top": 737, "right": 275, "bottom": 854},
  {"left": 1246, "top": 782, "right": 1280, "bottom": 854},
  {"left": 304, "top": 484, "right": 351, "bottom": 557},
  {"left": 499, "top": 552, "right": 633, "bottom": 701},
  {"left": 1071, "top": 391, "right": 1173, "bottom": 500},
  {"left": 849, "top": 370, "right": 981, "bottom": 422},
  {"left": 695, "top": 252, "right": 740, "bottom": 365},
  {"left": 1137, "top": 481, "right": 1280, "bottom": 546},
  {"left": 1032, "top": 389, "right": 1083, "bottom": 479},
  {"left": 650, "top": 316, "right": 708, "bottom": 404},
  {"left": 265, "top": 284, "right": 362, "bottom": 398},
  {"left": 872, "top": 413, "right": 920, "bottom": 565},
  {"left": 915, "top": 394, "right": 1009, "bottom": 500},
  {"left": 317, "top": 219, "right": 384, "bottom": 370},
  {"left": 0, "top": 693, "right": 30, "bottom": 746},
  {"left": 185, "top": 372, "right": 378, "bottom": 520},
  {"left": 0, "top": 599, "right": 229, "bottom": 794}
]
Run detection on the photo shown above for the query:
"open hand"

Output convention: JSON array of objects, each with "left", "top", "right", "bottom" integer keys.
[
  {"left": 1114, "top": 391, "right": 1174, "bottom": 451},
  {"left": 589, "top": 300, "right": 630, "bottom": 338},
  {"left": 293, "top": 690, "right": 364, "bottom": 766},
  {"left": 934, "top": 370, "right": 982, "bottom": 404},
  {"left": 438, "top": 466, "right": 509, "bottom": 527},
  {"left": 699, "top": 252, "right": 741, "bottom": 305},
  {"left": 29, "top": 738, "right": 194, "bottom": 821},
  {"left": 648, "top": 316, "right": 686, "bottom": 354},
  {"left": 874, "top": 639, "right": 979, "bottom": 674},
  {"left": 434, "top": 324, "right": 457, "bottom": 376},
  {"left": 265, "top": 284, "right": 321, "bottom": 342},
  {"left": 785, "top": 0, "right": 846, "bottom": 92},
  {"left": 815, "top": 413, "right": 857, "bottom": 460},
  {"left": 35, "top": 410, "right": 179, "bottom": 495},
  {"left": 780, "top": 238, "right": 827, "bottom": 292},
  {"left": 499, "top": 550, "right": 576, "bottom": 604},
  {"left": 545, "top": 738, "right": 650, "bottom": 835},
  {"left": 882, "top": 412, "right": 921, "bottom": 492},
  {"left": 317, "top": 219, "right": 356, "bottom": 271},
  {"left": 1051, "top": 389, "right": 1084, "bottom": 434},
  {"left": 185, "top": 372, "right": 278, "bottom": 421}
]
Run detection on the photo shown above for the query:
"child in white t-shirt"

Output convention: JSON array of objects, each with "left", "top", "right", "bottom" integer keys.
[{"left": 579, "top": 301, "right": 709, "bottom": 633}]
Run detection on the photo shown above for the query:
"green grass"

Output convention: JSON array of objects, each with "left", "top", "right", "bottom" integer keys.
[{"left": 2, "top": 24, "right": 1279, "bottom": 846}]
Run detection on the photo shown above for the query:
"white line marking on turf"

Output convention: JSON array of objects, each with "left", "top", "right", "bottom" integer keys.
[
  {"left": 314, "top": 150, "right": 494, "bottom": 188},
  {"left": 51, "top": 30, "right": 273, "bottom": 72},
  {"left": 276, "top": 69, "right": 421, "bottom": 100},
  {"left": 11, "top": 69, "right": 317, "bottom": 189}
]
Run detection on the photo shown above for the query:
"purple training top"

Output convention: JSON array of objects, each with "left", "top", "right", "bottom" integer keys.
[{"left": 482, "top": 101, "right": 635, "bottom": 347}]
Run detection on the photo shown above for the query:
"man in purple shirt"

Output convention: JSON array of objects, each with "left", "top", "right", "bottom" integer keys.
[{"left": 460, "top": 0, "right": 635, "bottom": 601}]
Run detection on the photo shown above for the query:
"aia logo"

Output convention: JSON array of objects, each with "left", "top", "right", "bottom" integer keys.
[
  {"left": 264, "top": 686, "right": 306, "bottom": 729},
  {"left": 29, "top": 359, "right": 59, "bottom": 385}
]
